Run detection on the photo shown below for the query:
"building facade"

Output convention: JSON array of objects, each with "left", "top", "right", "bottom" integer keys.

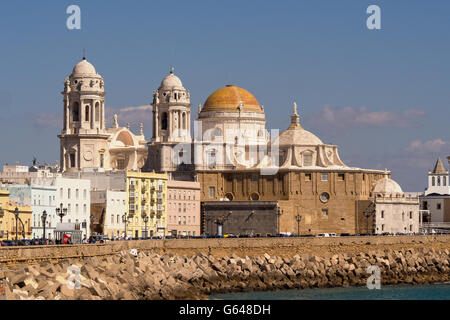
[
  {"left": 126, "top": 171, "right": 168, "bottom": 238},
  {"left": 419, "top": 158, "right": 450, "bottom": 229},
  {"left": 0, "top": 190, "right": 32, "bottom": 241},
  {"left": 167, "top": 180, "right": 201, "bottom": 237},
  {"left": 54, "top": 177, "right": 91, "bottom": 238},
  {"left": 370, "top": 175, "right": 420, "bottom": 234},
  {"left": 91, "top": 189, "right": 127, "bottom": 239},
  {"left": 8, "top": 182, "right": 57, "bottom": 239}
]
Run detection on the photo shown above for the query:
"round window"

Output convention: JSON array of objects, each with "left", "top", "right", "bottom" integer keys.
[
  {"left": 320, "top": 192, "right": 330, "bottom": 203},
  {"left": 225, "top": 193, "right": 233, "bottom": 201},
  {"left": 251, "top": 193, "right": 260, "bottom": 201}
]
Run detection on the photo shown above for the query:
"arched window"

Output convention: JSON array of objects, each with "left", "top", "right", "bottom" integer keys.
[
  {"left": 443, "top": 177, "right": 447, "bottom": 186},
  {"left": 432, "top": 177, "right": 435, "bottom": 186},
  {"left": 72, "top": 102, "right": 79, "bottom": 122},
  {"left": 161, "top": 112, "right": 168, "bottom": 130},
  {"left": 182, "top": 112, "right": 186, "bottom": 130},
  {"left": 95, "top": 102, "right": 100, "bottom": 122},
  {"left": 437, "top": 176, "right": 441, "bottom": 186},
  {"left": 85, "top": 105, "right": 90, "bottom": 122}
]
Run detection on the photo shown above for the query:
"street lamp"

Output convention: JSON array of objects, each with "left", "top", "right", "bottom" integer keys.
[
  {"left": 90, "top": 215, "right": 95, "bottom": 236},
  {"left": 142, "top": 214, "right": 149, "bottom": 239},
  {"left": 13, "top": 207, "right": 19, "bottom": 244},
  {"left": 275, "top": 205, "right": 283, "bottom": 236},
  {"left": 295, "top": 213, "right": 302, "bottom": 236},
  {"left": 56, "top": 203, "right": 67, "bottom": 223},
  {"left": 122, "top": 213, "right": 128, "bottom": 239},
  {"left": 41, "top": 210, "right": 47, "bottom": 243}
]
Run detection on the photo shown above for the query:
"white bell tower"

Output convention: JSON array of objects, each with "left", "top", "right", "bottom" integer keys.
[
  {"left": 59, "top": 57, "right": 109, "bottom": 172},
  {"left": 151, "top": 67, "right": 191, "bottom": 143}
]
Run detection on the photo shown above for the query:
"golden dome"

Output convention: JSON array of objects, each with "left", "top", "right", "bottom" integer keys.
[{"left": 201, "top": 85, "right": 263, "bottom": 113}]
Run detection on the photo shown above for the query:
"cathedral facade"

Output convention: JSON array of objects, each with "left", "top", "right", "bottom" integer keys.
[
  {"left": 59, "top": 58, "right": 148, "bottom": 172},
  {"left": 146, "top": 72, "right": 391, "bottom": 235}
]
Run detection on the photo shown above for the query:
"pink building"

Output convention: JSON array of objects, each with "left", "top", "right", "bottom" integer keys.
[{"left": 167, "top": 180, "right": 201, "bottom": 237}]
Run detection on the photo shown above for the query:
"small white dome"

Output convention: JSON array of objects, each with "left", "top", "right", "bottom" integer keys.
[
  {"left": 72, "top": 58, "right": 97, "bottom": 75},
  {"left": 373, "top": 176, "right": 403, "bottom": 195},
  {"left": 276, "top": 127, "right": 323, "bottom": 146},
  {"left": 160, "top": 72, "right": 183, "bottom": 89}
]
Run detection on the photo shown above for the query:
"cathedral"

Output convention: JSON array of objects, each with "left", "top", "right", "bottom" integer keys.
[
  {"left": 59, "top": 58, "right": 415, "bottom": 235},
  {"left": 145, "top": 70, "right": 397, "bottom": 235}
]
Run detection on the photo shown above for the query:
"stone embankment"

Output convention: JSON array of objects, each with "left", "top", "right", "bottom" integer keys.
[{"left": 0, "top": 246, "right": 449, "bottom": 300}]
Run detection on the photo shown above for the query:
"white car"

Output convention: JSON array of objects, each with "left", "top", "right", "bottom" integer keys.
[{"left": 316, "top": 233, "right": 338, "bottom": 237}]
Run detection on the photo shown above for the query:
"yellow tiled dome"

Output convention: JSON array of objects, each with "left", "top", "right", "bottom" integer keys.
[{"left": 201, "top": 85, "right": 263, "bottom": 113}]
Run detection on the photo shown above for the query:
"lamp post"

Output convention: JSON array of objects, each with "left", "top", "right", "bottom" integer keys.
[
  {"left": 295, "top": 213, "right": 302, "bottom": 236},
  {"left": 56, "top": 203, "right": 67, "bottom": 223},
  {"left": 122, "top": 213, "right": 128, "bottom": 239},
  {"left": 13, "top": 207, "right": 19, "bottom": 244},
  {"left": 90, "top": 215, "right": 95, "bottom": 237},
  {"left": 41, "top": 210, "right": 47, "bottom": 243},
  {"left": 142, "top": 213, "right": 149, "bottom": 239},
  {"left": 275, "top": 205, "right": 283, "bottom": 236}
]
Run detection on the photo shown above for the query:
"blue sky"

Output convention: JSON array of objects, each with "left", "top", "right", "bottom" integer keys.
[{"left": 0, "top": 0, "right": 449, "bottom": 191}]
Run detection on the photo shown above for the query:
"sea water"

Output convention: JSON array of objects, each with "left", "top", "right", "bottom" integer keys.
[{"left": 210, "top": 283, "right": 450, "bottom": 300}]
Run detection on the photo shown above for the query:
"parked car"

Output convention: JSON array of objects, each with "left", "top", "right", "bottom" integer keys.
[{"left": 316, "top": 233, "right": 330, "bottom": 237}]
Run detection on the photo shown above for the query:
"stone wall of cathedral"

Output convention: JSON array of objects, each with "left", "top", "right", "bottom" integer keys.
[{"left": 198, "top": 170, "right": 387, "bottom": 235}]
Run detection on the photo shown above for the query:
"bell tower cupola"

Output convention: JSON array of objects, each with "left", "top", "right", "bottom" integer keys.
[{"left": 151, "top": 67, "right": 191, "bottom": 143}]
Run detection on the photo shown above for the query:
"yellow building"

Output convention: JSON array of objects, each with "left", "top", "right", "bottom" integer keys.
[
  {"left": 126, "top": 171, "right": 168, "bottom": 238},
  {"left": 0, "top": 190, "right": 32, "bottom": 241}
]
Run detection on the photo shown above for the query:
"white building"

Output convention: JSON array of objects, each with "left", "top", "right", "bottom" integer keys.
[
  {"left": 91, "top": 189, "right": 126, "bottom": 239},
  {"left": 424, "top": 158, "right": 450, "bottom": 196},
  {"left": 371, "top": 174, "right": 420, "bottom": 234},
  {"left": 30, "top": 182, "right": 57, "bottom": 239},
  {"left": 54, "top": 177, "right": 91, "bottom": 238},
  {"left": 419, "top": 158, "right": 450, "bottom": 227}
]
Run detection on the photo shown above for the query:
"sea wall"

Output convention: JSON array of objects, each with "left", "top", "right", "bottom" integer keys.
[
  {"left": 1, "top": 235, "right": 449, "bottom": 265},
  {"left": 0, "top": 235, "right": 449, "bottom": 300}
]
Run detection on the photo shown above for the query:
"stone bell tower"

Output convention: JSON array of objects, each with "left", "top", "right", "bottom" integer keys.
[
  {"left": 58, "top": 57, "right": 109, "bottom": 172},
  {"left": 151, "top": 67, "right": 192, "bottom": 143},
  {"left": 146, "top": 68, "right": 195, "bottom": 178}
]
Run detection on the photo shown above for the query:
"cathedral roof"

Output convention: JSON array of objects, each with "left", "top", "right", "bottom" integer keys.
[
  {"left": 72, "top": 57, "right": 97, "bottom": 76},
  {"left": 276, "top": 127, "right": 323, "bottom": 146},
  {"left": 431, "top": 157, "right": 447, "bottom": 174},
  {"left": 201, "top": 85, "right": 263, "bottom": 114},
  {"left": 275, "top": 102, "right": 323, "bottom": 146}
]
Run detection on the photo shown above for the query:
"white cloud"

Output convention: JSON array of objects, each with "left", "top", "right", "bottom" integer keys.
[
  {"left": 306, "top": 105, "right": 426, "bottom": 129},
  {"left": 105, "top": 105, "right": 152, "bottom": 128}
]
